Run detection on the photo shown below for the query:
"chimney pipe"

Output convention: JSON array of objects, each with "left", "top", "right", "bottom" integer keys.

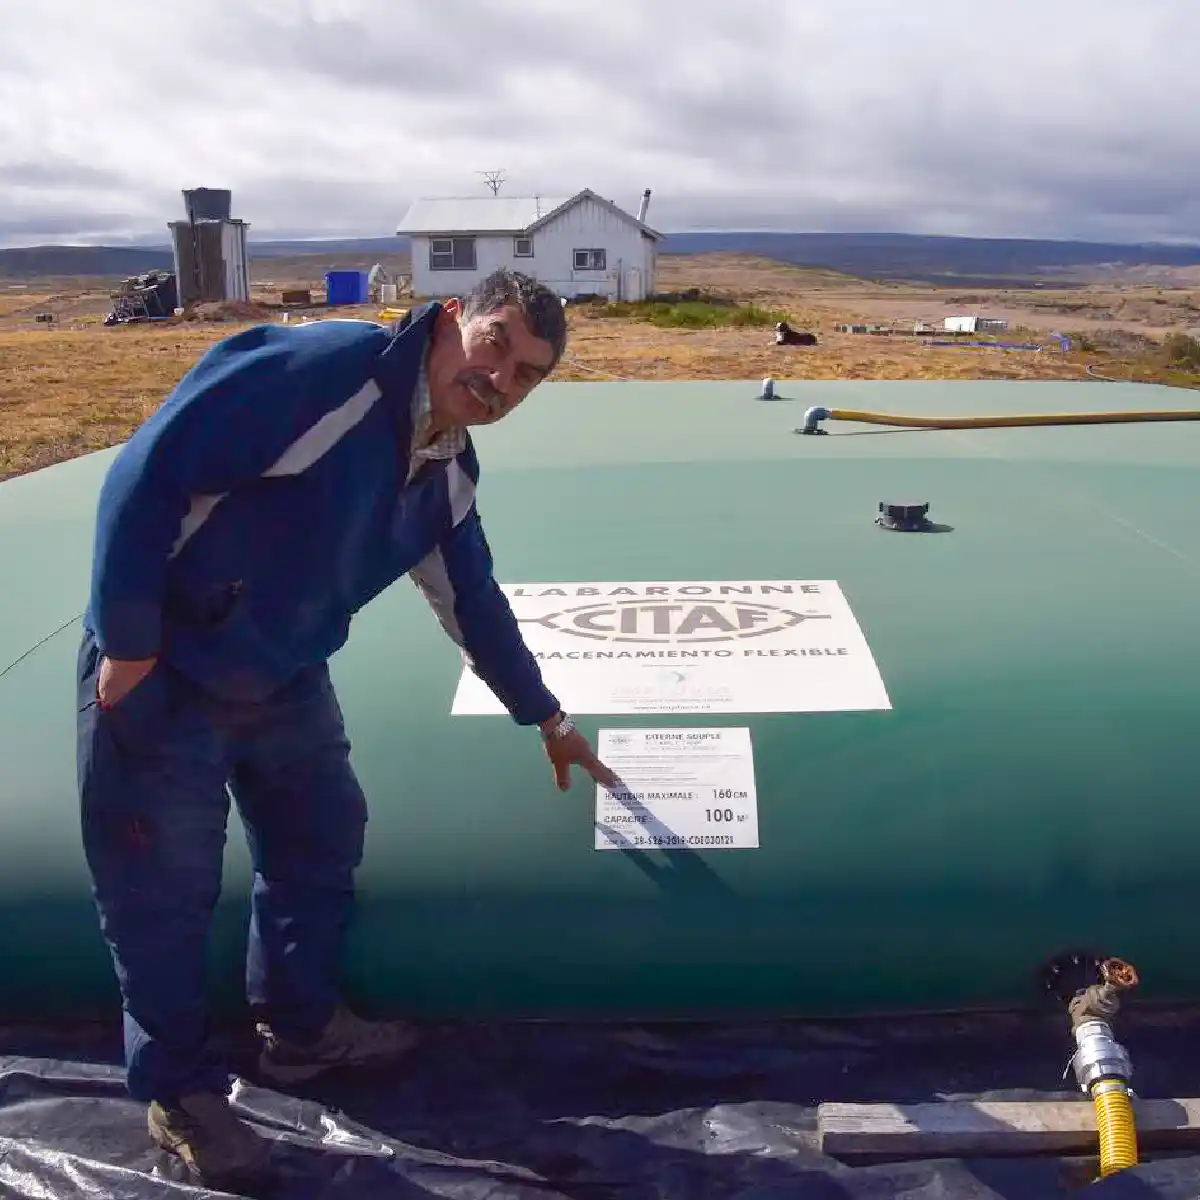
[{"left": 637, "top": 188, "right": 651, "bottom": 222}]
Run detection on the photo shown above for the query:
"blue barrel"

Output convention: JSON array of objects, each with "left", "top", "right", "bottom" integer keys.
[{"left": 325, "top": 270, "right": 369, "bottom": 305}]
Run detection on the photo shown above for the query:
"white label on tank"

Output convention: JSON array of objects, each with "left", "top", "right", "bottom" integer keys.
[
  {"left": 593, "top": 726, "right": 759, "bottom": 851},
  {"left": 449, "top": 580, "right": 892, "bottom": 716}
]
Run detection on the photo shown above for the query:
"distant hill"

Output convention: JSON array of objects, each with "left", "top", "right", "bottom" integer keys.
[
  {"left": 0, "top": 245, "right": 175, "bottom": 278},
  {"left": 247, "top": 238, "right": 405, "bottom": 258},
  {"left": 657, "top": 232, "right": 1200, "bottom": 286},
  {"left": 0, "top": 239, "right": 406, "bottom": 279},
  {"left": 3, "top": 231, "right": 1199, "bottom": 285}
]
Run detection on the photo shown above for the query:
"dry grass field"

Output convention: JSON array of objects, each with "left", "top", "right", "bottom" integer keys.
[{"left": 1, "top": 252, "right": 1198, "bottom": 481}]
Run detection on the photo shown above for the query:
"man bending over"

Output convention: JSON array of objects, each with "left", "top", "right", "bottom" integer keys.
[{"left": 77, "top": 268, "right": 612, "bottom": 1190}]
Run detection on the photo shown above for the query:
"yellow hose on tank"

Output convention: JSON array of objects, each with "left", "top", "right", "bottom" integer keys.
[
  {"left": 1092, "top": 1080, "right": 1138, "bottom": 1177},
  {"left": 797, "top": 405, "right": 1200, "bottom": 434}
]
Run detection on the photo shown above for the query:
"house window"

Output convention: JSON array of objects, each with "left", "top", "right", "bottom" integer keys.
[
  {"left": 429, "top": 237, "right": 476, "bottom": 271},
  {"left": 513, "top": 236, "right": 533, "bottom": 257},
  {"left": 574, "top": 248, "right": 606, "bottom": 271}
]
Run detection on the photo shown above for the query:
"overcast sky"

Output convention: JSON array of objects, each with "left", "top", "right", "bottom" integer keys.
[{"left": 1, "top": 0, "right": 1197, "bottom": 247}]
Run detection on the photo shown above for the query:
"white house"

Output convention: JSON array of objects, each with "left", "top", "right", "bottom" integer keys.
[
  {"left": 944, "top": 315, "right": 1009, "bottom": 334},
  {"left": 396, "top": 187, "right": 664, "bottom": 301}
]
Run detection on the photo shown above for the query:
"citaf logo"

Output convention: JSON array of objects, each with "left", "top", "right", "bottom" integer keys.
[{"left": 519, "top": 599, "right": 830, "bottom": 644}]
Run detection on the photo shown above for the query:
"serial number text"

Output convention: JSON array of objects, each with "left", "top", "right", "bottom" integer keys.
[{"left": 625, "top": 834, "right": 736, "bottom": 847}]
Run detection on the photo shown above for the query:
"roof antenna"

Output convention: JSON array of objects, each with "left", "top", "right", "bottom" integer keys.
[{"left": 479, "top": 170, "right": 506, "bottom": 196}]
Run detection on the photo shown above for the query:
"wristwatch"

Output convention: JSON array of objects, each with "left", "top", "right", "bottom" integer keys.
[{"left": 542, "top": 711, "right": 576, "bottom": 740}]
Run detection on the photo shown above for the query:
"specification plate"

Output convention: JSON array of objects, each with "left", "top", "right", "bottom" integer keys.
[{"left": 593, "top": 727, "right": 759, "bottom": 851}]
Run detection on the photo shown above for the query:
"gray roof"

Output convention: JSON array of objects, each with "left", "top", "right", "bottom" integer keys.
[{"left": 396, "top": 188, "right": 663, "bottom": 240}]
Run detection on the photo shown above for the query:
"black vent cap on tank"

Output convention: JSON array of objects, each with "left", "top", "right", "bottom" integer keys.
[{"left": 876, "top": 501, "right": 933, "bottom": 532}]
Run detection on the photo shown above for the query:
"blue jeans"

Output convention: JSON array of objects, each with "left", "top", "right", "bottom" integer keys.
[{"left": 76, "top": 628, "right": 368, "bottom": 1103}]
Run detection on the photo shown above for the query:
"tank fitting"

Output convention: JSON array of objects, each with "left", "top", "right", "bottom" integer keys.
[
  {"left": 1045, "top": 953, "right": 1140, "bottom": 1179},
  {"left": 797, "top": 405, "right": 830, "bottom": 434},
  {"left": 876, "top": 501, "right": 932, "bottom": 532}
]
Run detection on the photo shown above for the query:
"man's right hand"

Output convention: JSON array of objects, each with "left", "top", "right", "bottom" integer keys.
[{"left": 97, "top": 655, "right": 158, "bottom": 709}]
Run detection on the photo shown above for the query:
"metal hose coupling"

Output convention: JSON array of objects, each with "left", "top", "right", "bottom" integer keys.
[{"left": 1070, "top": 1018, "right": 1132, "bottom": 1093}]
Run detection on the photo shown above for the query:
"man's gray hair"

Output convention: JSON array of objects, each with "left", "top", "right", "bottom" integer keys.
[{"left": 461, "top": 269, "right": 568, "bottom": 371}]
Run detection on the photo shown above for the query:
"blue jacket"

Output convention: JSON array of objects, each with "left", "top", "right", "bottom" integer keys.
[{"left": 85, "top": 303, "right": 560, "bottom": 725}]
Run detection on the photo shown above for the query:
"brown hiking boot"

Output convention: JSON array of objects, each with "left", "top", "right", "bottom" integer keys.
[
  {"left": 147, "top": 1092, "right": 273, "bottom": 1189},
  {"left": 256, "top": 1004, "right": 420, "bottom": 1085}
]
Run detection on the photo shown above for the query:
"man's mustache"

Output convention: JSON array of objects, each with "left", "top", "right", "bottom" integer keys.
[{"left": 458, "top": 372, "right": 504, "bottom": 413}]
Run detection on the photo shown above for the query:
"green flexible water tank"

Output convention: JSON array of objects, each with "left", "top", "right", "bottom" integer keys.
[{"left": 2, "top": 379, "right": 1198, "bottom": 1022}]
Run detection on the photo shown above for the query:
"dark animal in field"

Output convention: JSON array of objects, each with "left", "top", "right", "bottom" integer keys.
[{"left": 775, "top": 321, "right": 817, "bottom": 346}]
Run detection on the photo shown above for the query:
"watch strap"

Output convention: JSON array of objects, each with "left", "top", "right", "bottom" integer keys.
[{"left": 542, "top": 712, "right": 576, "bottom": 740}]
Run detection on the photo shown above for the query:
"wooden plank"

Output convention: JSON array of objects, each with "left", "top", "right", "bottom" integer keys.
[{"left": 819, "top": 1098, "right": 1200, "bottom": 1159}]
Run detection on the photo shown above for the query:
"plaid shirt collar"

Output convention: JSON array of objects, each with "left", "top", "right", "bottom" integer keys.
[{"left": 407, "top": 350, "right": 466, "bottom": 482}]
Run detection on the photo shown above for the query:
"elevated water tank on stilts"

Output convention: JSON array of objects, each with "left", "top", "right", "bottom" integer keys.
[{"left": 169, "top": 187, "right": 251, "bottom": 307}]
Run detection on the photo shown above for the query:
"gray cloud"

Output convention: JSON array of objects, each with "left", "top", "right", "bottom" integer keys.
[
  {"left": 0, "top": 212, "right": 136, "bottom": 239},
  {"left": 5, "top": 159, "right": 127, "bottom": 188},
  {"left": 0, "top": 0, "right": 1197, "bottom": 246},
  {"left": 193, "top": 4, "right": 486, "bottom": 96}
]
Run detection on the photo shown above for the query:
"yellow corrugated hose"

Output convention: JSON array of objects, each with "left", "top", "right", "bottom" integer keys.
[
  {"left": 799, "top": 405, "right": 1200, "bottom": 433},
  {"left": 1092, "top": 1081, "right": 1139, "bottom": 1177}
]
